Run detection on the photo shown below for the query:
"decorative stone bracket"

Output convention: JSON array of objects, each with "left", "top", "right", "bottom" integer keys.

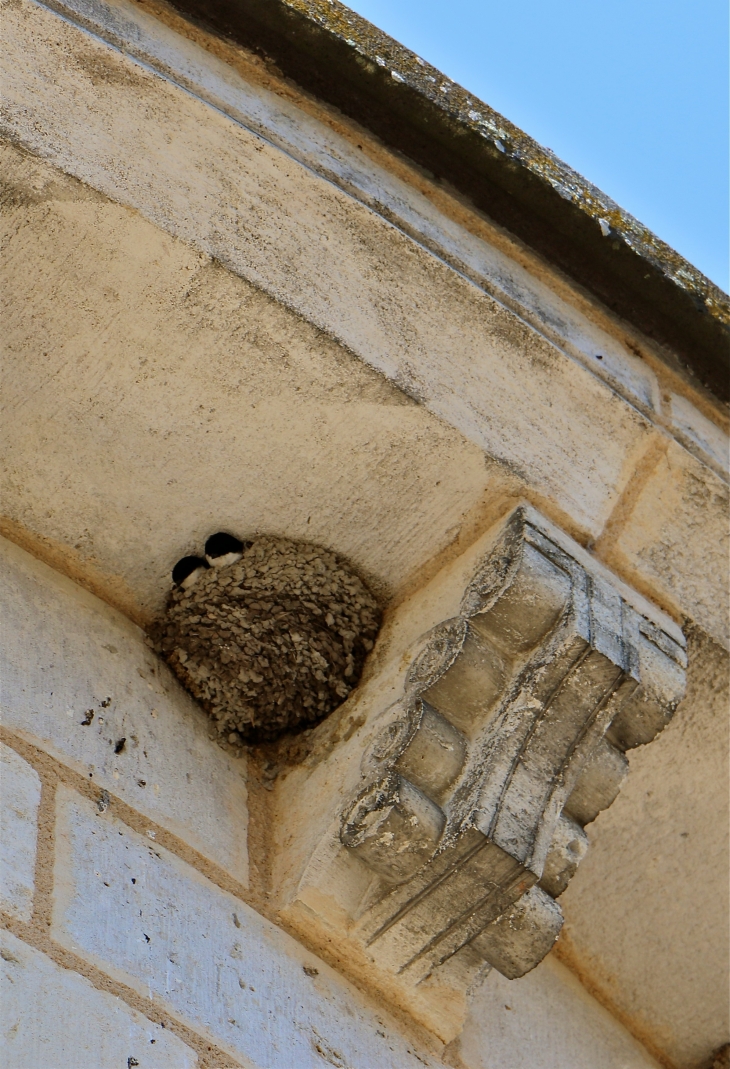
[{"left": 272, "top": 506, "right": 685, "bottom": 1032}]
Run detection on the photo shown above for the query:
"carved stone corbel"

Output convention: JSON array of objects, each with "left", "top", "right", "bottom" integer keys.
[{"left": 273, "top": 506, "right": 686, "bottom": 1027}]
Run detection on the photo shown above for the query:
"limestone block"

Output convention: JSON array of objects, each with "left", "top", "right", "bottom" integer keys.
[
  {"left": 457, "top": 954, "right": 660, "bottom": 1069},
  {"left": 669, "top": 393, "right": 729, "bottom": 474},
  {"left": 606, "top": 439, "right": 729, "bottom": 649},
  {"left": 52, "top": 786, "right": 443, "bottom": 1069},
  {"left": 563, "top": 737, "right": 628, "bottom": 826},
  {"left": 468, "top": 887, "right": 564, "bottom": 981},
  {"left": 342, "top": 774, "right": 447, "bottom": 884},
  {"left": 0, "top": 537, "right": 249, "bottom": 884},
  {"left": 0, "top": 138, "right": 490, "bottom": 623},
  {"left": 2, "top": 0, "right": 653, "bottom": 538},
  {"left": 538, "top": 816, "right": 589, "bottom": 898},
  {"left": 0, "top": 929, "right": 197, "bottom": 1069},
  {"left": 0, "top": 742, "right": 41, "bottom": 921}
]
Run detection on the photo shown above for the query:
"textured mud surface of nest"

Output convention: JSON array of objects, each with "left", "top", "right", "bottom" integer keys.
[{"left": 152, "top": 536, "right": 381, "bottom": 743}]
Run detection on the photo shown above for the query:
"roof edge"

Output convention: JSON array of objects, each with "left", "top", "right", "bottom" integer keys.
[{"left": 166, "top": 0, "right": 730, "bottom": 403}]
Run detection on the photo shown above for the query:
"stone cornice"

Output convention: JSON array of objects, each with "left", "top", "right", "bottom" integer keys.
[{"left": 163, "top": 0, "right": 730, "bottom": 402}]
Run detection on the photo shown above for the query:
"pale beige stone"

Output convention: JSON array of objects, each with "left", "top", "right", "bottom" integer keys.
[
  {"left": 560, "top": 627, "right": 730, "bottom": 1068},
  {"left": 1, "top": 1, "right": 654, "bottom": 538},
  {"left": 0, "top": 139, "right": 491, "bottom": 622},
  {"left": 0, "top": 536, "right": 249, "bottom": 884},
  {"left": 338, "top": 507, "right": 684, "bottom": 984},
  {"left": 457, "top": 955, "right": 660, "bottom": 1069},
  {"left": 669, "top": 393, "right": 729, "bottom": 474},
  {"left": 33, "top": 0, "right": 666, "bottom": 421},
  {"left": 604, "top": 440, "right": 730, "bottom": 649},
  {"left": 0, "top": 1, "right": 726, "bottom": 1063},
  {"left": 0, "top": 929, "right": 198, "bottom": 1069},
  {"left": 0, "top": 742, "right": 41, "bottom": 921},
  {"left": 270, "top": 506, "right": 685, "bottom": 1041},
  {"left": 52, "top": 786, "right": 444, "bottom": 1069}
]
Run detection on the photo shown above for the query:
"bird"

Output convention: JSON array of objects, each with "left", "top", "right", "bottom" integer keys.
[
  {"left": 171, "top": 555, "right": 210, "bottom": 590},
  {"left": 205, "top": 532, "right": 248, "bottom": 569}
]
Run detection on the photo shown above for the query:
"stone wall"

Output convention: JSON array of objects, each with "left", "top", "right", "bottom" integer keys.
[
  {"left": 0, "top": 535, "right": 663, "bottom": 1067},
  {"left": 1, "top": 0, "right": 728, "bottom": 1065}
]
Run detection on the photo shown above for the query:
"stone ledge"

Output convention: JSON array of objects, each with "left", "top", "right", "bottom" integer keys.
[
  {"left": 1, "top": 0, "right": 656, "bottom": 539},
  {"left": 19, "top": 0, "right": 730, "bottom": 477},
  {"left": 29, "top": 0, "right": 673, "bottom": 434},
  {"left": 160, "top": 0, "right": 730, "bottom": 399}
]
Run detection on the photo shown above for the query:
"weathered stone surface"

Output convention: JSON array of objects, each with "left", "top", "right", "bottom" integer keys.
[
  {"left": 605, "top": 439, "right": 730, "bottom": 649},
  {"left": 335, "top": 507, "right": 684, "bottom": 985},
  {"left": 0, "top": 742, "right": 41, "bottom": 921},
  {"left": 468, "top": 887, "right": 563, "bottom": 981},
  {"left": 278, "top": 506, "right": 684, "bottom": 1038},
  {"left": 669, "top": 394, "right": 729, "bottom": 475},
  {"left": 52, "top": 786, "right": 443, "bottom": 1069},
  {"left": 560, "top": 627, "right": 730, "bottom": 1069},
  {"left": 457, "top": 955, "right": 661, "bottom": 1068},
  {"left": 0, "top": 137, "right": 491, "bottom": 624},
  {"left": 17, "top": 0, "right": 670, "bottom": 421},
  {"left": 538, "top": 816, "right": 589, "bottom": 898},
  {"left": 2, "top": 0, "right": 655, "bottom": 539},
  {"left": 1, "top": 3, "right": 724, "bottom": 1062},
  {"left": 1, "top": 929, "right": 197, "bottom": 1069},
  {"left": 0, "top": 536, "right": 249, "bottom": 884},
  {"left": 563, "top": 737, "right": 628, "bottom": 826},
  {"left": 183, "top": 0, "right": 730, "bottom": 393}
]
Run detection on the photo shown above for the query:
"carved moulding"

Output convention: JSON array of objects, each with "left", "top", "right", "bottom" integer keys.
[{"left": 282, "top": 506, "right": 686, "bottom": 1023}]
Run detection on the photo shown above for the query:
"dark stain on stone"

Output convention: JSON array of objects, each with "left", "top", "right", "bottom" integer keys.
[{"left": 72, "top": 45, "right": 147, "bottom": 89}]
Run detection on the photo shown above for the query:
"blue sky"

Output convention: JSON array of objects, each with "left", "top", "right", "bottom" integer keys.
[{"left": 346, "top": 0, "right": 729, "bottom": 292}]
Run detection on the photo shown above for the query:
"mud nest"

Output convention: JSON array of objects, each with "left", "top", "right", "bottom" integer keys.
[{"left": 151, "top": 535, "right": 381, "bottom": 744}]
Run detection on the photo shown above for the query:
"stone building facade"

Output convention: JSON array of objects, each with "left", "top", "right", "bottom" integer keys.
[{"left": 1, "top": 1, "right": 728, "bottom": 1067}]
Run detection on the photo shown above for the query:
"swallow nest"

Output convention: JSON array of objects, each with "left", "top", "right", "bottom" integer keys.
[{"left": 152, "top": 537, "right": 381, "bottom": 743}]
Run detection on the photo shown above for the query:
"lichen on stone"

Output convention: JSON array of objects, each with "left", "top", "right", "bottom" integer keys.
[
  {"left": 152, "top": 536, "right": 381, "bottom": 743},
  {"left": 281, "top": 0, "right": 730, "bottom": 326}
]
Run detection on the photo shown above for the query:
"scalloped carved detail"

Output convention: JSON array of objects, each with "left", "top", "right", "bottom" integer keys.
[{"left": 334, "top": 507, "right": 686, "bottom": 987}]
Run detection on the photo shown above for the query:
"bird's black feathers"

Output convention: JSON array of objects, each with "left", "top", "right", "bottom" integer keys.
[
  {"left": 172, "top": 555, "right": 209, "bottom": 586},
  {"left": 205, "top": 532, "right": 245, "bottom": 560}
]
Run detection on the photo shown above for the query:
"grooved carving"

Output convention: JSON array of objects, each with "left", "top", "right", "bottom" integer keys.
[{"left": 334, "top": 508, "right": 686, "bottom": 986}]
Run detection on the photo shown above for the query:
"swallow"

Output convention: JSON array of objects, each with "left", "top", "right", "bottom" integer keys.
[
  {"left": 205, "top": 532, "right": 246, "bottom": 568},
  {"left": 172, "top": 555, "right": 210, "bottom": 590}
]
